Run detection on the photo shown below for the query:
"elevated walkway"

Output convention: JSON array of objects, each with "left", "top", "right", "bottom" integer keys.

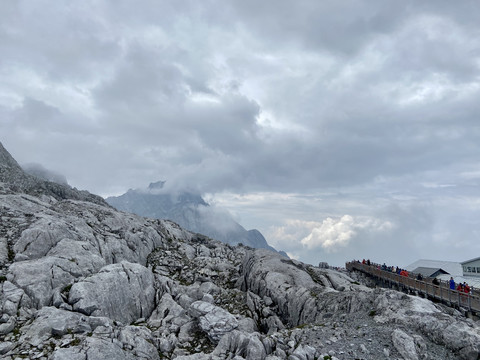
[{"left": 346, "top": 261, "right": 480, "bottom": 315}]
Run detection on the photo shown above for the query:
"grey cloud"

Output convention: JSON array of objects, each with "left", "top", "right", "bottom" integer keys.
[{"left": 2, "top": 0, "right": 480, "bottom": 266}]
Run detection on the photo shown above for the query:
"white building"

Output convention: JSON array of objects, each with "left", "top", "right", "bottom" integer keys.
[
  {"left": 462, "top": 257, "right": 480, "bottom": 277},
  {"left": 406, "top": 258, "right": 480, "bottom": 289}
]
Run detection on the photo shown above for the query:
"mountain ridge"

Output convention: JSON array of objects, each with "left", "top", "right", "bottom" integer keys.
[{"left": 106, "top": 182, "right": 287, "bottom": 256}]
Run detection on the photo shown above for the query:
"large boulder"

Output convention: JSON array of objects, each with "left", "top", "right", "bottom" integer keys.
[
  {"left": 68, "top": 262, "right": 155, "bottom": 324},
  {"left": 189, "top": 301, "right": 239, "bottom": 343}
]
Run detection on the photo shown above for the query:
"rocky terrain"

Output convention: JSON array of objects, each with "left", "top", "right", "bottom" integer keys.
[
  {"left": 106, "top": 181, "right": 285, "bottom": 255},
  {"left": 1, "top": 141, "right": 480, "bottom": 360}
]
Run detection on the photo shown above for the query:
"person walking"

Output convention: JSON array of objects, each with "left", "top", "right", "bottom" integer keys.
[{"left": 449, "top": 277, "right": 455, "bottom": 290}]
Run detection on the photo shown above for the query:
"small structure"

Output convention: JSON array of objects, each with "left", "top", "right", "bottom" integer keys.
[
  {"left": 406, "top": 259, "right": 462, "bottom": 277},
  {"left": 411, "top": 267, "right": 449, "bottom": 278},
  {"left": 318, "top": 262, "right": 329, "bottom": 269},
  {"left": 462, "top": 257, "right": 480, "bottom": 277}
]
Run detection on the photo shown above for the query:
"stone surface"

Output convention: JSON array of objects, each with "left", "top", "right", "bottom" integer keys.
[
  {"left": 190, "top": 301, "right": 239, "bottom": 343},
  {"left": 69, "top": 262, "right": 155, "bottom": 324}
]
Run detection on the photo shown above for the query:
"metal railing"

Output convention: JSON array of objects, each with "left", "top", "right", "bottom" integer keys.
[{"left": 346, "top": 261, "right": 480, "bottom": 313}]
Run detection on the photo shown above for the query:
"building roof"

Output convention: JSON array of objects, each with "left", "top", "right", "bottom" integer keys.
[
  {"left": 461, "top": 256, "right": 480, "bottom": 265},
  {"left": 411, "top": 267, "right": 449, "bottom": 277},
  {"left": 406, "top": 259, "right": 463, "bottom": 277}
]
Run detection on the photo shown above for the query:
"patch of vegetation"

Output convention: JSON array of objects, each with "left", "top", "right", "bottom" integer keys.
[
  {"left": 306, "top": 266, "right": 324, "bottom": 285},
  {"left": 0, "top": 275, "right": 7, "bottom": 282},
  {"left": 368, "top": 310, "right": 376, "bottom": 317},
  {"left": 7, "top": 247, "right": 15, "bottom": 262},
  {"left": 178, "top": 329, "right": 215, "bottom": 355},
  {"left": 12, "top": 326, "right": 21, "bottom": 338},
  {"left": 323, "top": 356, "right": 332, "bottom": 360},
  {"left": 296, "top": 323, "right": 311, "bottom": 329},
  {"left": 61, "top": 284, "right": 72, "bottom": 297},
  {"left": 351, "top": 281, "right": 360, "bottom": 285},
  {"left": 310, "top": 288, "right": 322, "bottom": 298},
  {"left": 70, "top": 337, "right": 81, "bottom": 346}
]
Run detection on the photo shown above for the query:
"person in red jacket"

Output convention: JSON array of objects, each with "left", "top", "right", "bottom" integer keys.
[{"left": 464, "top": 283, "right": 470, "bottom": 294}]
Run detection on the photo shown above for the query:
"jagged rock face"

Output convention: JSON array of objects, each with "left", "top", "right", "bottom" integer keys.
[
  {"left": 1, "top": 141, "right": 480, "bottom": 360},
  {"left": 106, "top": 182, "right": 281, "bottom": 253}
]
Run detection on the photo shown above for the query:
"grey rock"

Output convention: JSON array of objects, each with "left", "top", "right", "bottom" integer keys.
[
  {"left": 148, "top": 293, "right": 185, "bottom": 329},
  {"left": 0, "top": 341, "right": 15, "bottom": 355},
  {"left": 291, "top": 344, "right": 316, "bottom": 360},
  {"left": 0, "top": 237, "right": 8, "bottom": 266},
  {"left": 50, "top": 347, "right": 86, "bottom": 360},
  {"left": 214, "top": 330, "right": 267, "bottom": 360},
  {"left": 21, "top": 307, "right": 92, "bottom": 346},
  {"left": 69, "top": 262, "right": 155, "bottom": 324},
  {"left": 118, "top": 326, "right": 160, "bottom": 360},
  {"left": 190, "top": 301, "right": 239, "bottom": 342},
  {"left": 2, "top": 280, "right": 24, "bottom": 316},
  {"left": 392, "top": 329, "right": 419, "bottom": 360},
  {"left": 0, "top": 318, "right": 15, "bottom": 335}
]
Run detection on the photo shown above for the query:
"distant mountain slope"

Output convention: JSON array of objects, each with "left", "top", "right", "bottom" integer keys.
[
  {"left": 106, "top": 181, "right": 285, "bottom": 255},
  {"left": 0, "top": 142, "right": 108, "bottom": 206},
  {"left": 22, "top": 162, "right": 69, "bottom": 185}
]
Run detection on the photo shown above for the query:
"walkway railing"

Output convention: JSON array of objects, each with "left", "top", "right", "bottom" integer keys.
[{"left": 346, "top": 261, "right": 480, "bottom": 313}]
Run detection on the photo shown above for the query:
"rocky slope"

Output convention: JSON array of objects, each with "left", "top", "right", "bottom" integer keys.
[
  {"left": 1, "top": 142, "right": 480, "bottom": 360},
  {"left": 106, "top": 181, "right": 285, "bottom": 255},
  {"left": 0, "top": 142, "right": 107, "bottom": 207}
]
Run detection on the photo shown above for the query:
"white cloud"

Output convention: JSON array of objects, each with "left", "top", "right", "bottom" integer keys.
[{"left": 300, "top": 215, "right": 393, "bottom": 253}]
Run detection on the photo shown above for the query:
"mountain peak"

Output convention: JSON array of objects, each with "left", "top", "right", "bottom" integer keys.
[{"left": 148, "top": 180, "right": 166, "bottom": 191}]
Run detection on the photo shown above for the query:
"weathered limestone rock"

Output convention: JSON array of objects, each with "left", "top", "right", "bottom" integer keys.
[
  {"left": 148, "top": 293, "right": 185, "bottom": 329},
  {"left": 0, "top": 237, "right": 8, "bottom": 266},
  {"left": 2, "top": 280, "right": 25, "bottom": 316},
  {"left": 190, "top": 301, "right": 239, "bottom": 343},
  {"left": 214, "top": 330, "right": 267, "bottom": 360},
  {"left": 20, "top": 306, "right": 110, "bottom": 347},
  {"left": 69, "top": 262, "right": 155, "bottom": 324},
  {"left": 392, "top": 329, "right": 419, "bottom": 360}
]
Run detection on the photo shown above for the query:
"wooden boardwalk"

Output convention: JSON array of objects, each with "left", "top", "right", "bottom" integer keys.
[{"left": 346, "top": 261, "right": 480, "bottom": 314}]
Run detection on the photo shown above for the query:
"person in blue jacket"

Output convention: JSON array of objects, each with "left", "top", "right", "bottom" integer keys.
[{"left": 449, "top": 277, "right": 455, "bottom": 290}]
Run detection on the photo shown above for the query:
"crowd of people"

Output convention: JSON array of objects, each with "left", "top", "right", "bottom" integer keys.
[
  {"left": 356, "top": 259, "right": 473, "bottom": 295},
  {"left": 449, "top": 277, "right": 472, "bottom": 294},
  {"left": 361, "top": 259, "right": 410, "bottom": 277}
]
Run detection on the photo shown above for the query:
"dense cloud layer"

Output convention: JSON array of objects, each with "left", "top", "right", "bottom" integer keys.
[{"left": 1, "top": 1, "right": 480, "bottom": 266}]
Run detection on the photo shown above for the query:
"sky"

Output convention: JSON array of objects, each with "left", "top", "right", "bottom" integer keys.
[{"left": 1, "top": 1, "right": 480, "bottom": 267}]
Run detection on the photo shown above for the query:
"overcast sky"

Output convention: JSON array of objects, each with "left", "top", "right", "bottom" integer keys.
[{"left": 2, "top": 1, "right": 480, "bottom": 267}]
